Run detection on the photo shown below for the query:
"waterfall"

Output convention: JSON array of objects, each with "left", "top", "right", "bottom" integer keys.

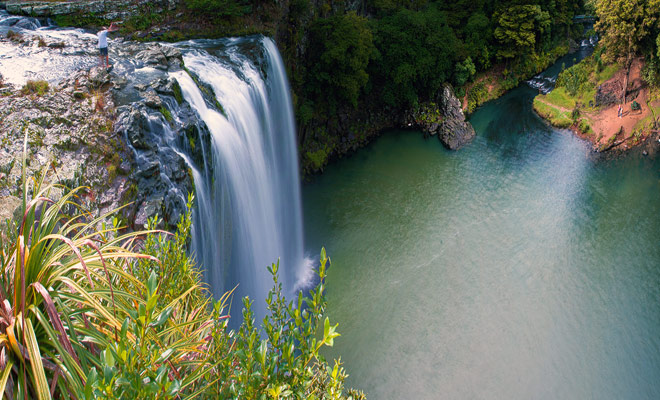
[{"left": 172, "top": 37, "right": 306, "bottom": 319}]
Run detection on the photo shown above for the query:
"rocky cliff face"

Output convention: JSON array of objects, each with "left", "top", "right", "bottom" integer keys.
[
  {"left": 406, "top": 83, "right": 476, "bottom": 150},
  {"left": 1, "top": 0, "right": 178, "bottom": 20},
  {"left": 0, "top": 23, "right": 195, "bottom": 229}
]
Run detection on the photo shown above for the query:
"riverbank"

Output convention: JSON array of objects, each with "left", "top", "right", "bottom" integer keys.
[
  {"left": 461, "top": 43, "right": 572, "bottom": 114},
  {"left": 533, "top": 54, "right": 660, "bottom": 153}
]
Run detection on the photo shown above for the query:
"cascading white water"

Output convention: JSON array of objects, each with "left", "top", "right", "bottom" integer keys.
[{"left": 172, "top": 37, "right": 307, "bottom": 319}]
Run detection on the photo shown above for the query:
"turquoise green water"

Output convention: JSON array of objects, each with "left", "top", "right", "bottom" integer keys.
[{"left": 302, "top": 82, "right": 660, "bottom": 398}]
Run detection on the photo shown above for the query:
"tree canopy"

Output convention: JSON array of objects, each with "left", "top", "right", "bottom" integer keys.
[{"left": 595, "top": 0, "right": 660, "bottom": 67}]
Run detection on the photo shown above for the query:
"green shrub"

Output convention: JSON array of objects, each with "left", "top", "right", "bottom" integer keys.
[
  {"left": 556, "top": 61, "right": 590, "bottom": 96},
  {"left": 185, "top": 0, "right": 251, "bottom": 17},
  {"left": 454, "top": 57, "right": 476, "bottom": 87},
  {"left": 306, "top": 147, "right": 329, "bottom": 172},
  {"left": 578, "top": 119, "right": 592, "bottom": 135},
  {"left": 467, "top": 81, "right": 489, "bottom": 113},
  {"left": 6, "top": 29, "right": 21, "bottom": 41},
  {"left": 21, "top": 80, "right": 49, "bottom": 96},
  {"left": 642, "top": 57, "right": 660, "bottom": 88}
]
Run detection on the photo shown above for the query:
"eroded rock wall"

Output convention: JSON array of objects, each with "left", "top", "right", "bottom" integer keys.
[{"left": 2, "top": 0, "right": 178, "bottom": 20}]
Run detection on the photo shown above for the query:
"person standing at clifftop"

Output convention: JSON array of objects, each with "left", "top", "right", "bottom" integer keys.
[{"left": 97, "top": 22, "right": 119, "bottom": 68}]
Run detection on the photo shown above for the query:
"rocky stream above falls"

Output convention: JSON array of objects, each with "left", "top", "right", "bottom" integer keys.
[{"left": 0, "top": 10, "right": 204, "bottom": 228}]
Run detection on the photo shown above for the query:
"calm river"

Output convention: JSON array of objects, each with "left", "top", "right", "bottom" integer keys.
[{"left": 302, "top": 55, "right": 660, "bottom": 399}]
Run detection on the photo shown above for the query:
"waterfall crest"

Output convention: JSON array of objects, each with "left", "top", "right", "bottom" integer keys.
[{"left": 172, "top": 37, "right": 306, "bottom": 319}]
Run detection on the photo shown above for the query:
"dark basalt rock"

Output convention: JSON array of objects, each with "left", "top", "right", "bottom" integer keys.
[
  {"left": 595, "top": 79, "right": 622, "bottom": 107},
  {"left": 435, "top": 83, "right": 476, "bottom": 150}
]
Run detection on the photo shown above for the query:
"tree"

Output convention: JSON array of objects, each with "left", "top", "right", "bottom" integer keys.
[
  {"left": 454, "top": 57, "right": 476, "bottom": 86},
  {"left": 371, "top": 4, "right": 459, "bottom": 107},
  {"left": 185, "top": 0, "right": 252, "bottom": 16},
  {"left": 494, "top": 4, "right": 551, "bottom": 61},
  {"left": 306, "top": 12, "right": 375, "bottom": 109},
  {"left": 595, "top": 0, "right": 660, "bottom": 102},
  {"left": 464, "top": 12, "right": 493, "bottom": 69}
]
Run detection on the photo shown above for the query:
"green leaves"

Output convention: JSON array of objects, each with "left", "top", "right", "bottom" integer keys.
[
  {"left": 323, "top": 317, "right": 340, "bottom": 348},
  {"left": 306, "top": 12, "right": 376, "bottom": 109}
]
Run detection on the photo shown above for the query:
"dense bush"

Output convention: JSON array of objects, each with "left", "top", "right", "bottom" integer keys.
[
  {"left": 556, "top": 61, "right": 591, "bottom": 96},
  {"left": 642, "top": 57, "right": 660, "bottom": 87},
  {"left": 306, "top": 12, "right": 375, "bottom": 110},
  {"left": 466, "top": 80, "right": 489, "bottom": 113},
  {"left": 185, "top": 0, "right": 251, "bottom": 17},
  {"left": 370, "top": 4, "right": 459, "bottom": 108}
]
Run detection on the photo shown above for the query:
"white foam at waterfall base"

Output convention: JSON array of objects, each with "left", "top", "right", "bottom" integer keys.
[{"left": 172, "top": 37, "right": 306, "bottom": 321}]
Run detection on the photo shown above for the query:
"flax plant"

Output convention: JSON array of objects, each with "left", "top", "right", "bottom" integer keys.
[{"left": 0, "top": 142, "right": 219, "bottom": 399}]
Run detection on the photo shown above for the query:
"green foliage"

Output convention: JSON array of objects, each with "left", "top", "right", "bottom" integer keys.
[
  {"left": 21, "top": 80, "right": 49, "bottom": 96},
  {"left": 578, "top": 119, "right": 593, "bottom": 135},
  {"left": 185, "top": 0, "right": 252, "bottom": 17},
  {"left": 0, "top": 156, "right": 166, "bottom": 399},
  {"left": 52, "top": 13, "right": 106, "bottom": 28},
  {"left": 556, "top": 61, "right": 591, "bottom": 96},
  {"left": 306, "top": 148, "right": 330, "bottom": 172},
  {"left": 306, "top": 12, "right": 375, "bottom": 109},
  {"left": 371, "top": 4, "right": 459, "bottom": 108},
  {"left": 121, "top": 12, "right": 163, "bottom": 33},
  {"left": 642, "top": 57, "right": 660, "bottom": 87},
  {"left": 595, "top": 0, "right": 660, "bottom": 66},
  {"left": 464, "top": 12, "right": 492, "bottom": 69},
  {"left": 172, "top": 79, "right": 184, "bottom": 104},
  {"left": 494, "top": 5, "right": 550, "bottom": 60},
  {"left": 159, "top": 106, "right": 173, "bottom": 122},
  {"left": 466, "top": 80, "right": 490, "bottom": 113},
  {"left": 454, "top": 57, "right": 476, "bottom": 87}
]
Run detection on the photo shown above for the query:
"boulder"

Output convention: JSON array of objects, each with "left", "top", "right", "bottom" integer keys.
[
  {"left": 116, "top": 106, "right": 154, "bottom": 150},
  {"left": 436, "top": 83, "right": 475, "bottom": 150},
  {"left": 0, "top": 195, "right": 20, "bottom": 222},
  {"left": 88, "top": 67, "right": 110, "bottom": 88},
  {"left": 134, "top": 196, "right": 164, "bottom": 227},
  {"left": 142, "top": 89, "right": 163, "bottom": 109},
  {"left": 135, "top": 47, "right": 167, "bottom": 66}
]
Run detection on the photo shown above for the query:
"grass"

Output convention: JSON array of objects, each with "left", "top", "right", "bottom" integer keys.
[
  {"left": 542, "top": 87, "right": 576, "bottom": 109},
  {"left": 21, "top": 80, "right": 49, "bottom": 96},
  {"left": 533, "top": 98, "right": 572, "bottom": 128},
  {"left": 596, "top": 64, "right": 620, "bottom": 84},
  {"left": 6, "top": 30, "right": 21, "bottom": 41}
]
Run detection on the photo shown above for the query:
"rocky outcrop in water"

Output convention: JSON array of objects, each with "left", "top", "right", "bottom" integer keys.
[
  {"left": 1, "top": 0, "right": 178, "bottom": 20},
  {"left": 436, "top": 83, "right": 476, "bottom": 150},
  {"left": 406, "top": 83, "right": 476, "bottom": 150}
]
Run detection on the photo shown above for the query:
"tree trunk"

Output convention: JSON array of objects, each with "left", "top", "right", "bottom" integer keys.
[
  {"left": 622, "top": 38, "right": 632, "bottom": 104},
  {"left": 622, "top": 64, "right": 630, "bottom": 104}
]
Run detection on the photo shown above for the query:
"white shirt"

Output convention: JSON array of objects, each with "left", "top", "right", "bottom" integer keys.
[{"left": 97, "top": 30, "right": 108, "bottom": 48}]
